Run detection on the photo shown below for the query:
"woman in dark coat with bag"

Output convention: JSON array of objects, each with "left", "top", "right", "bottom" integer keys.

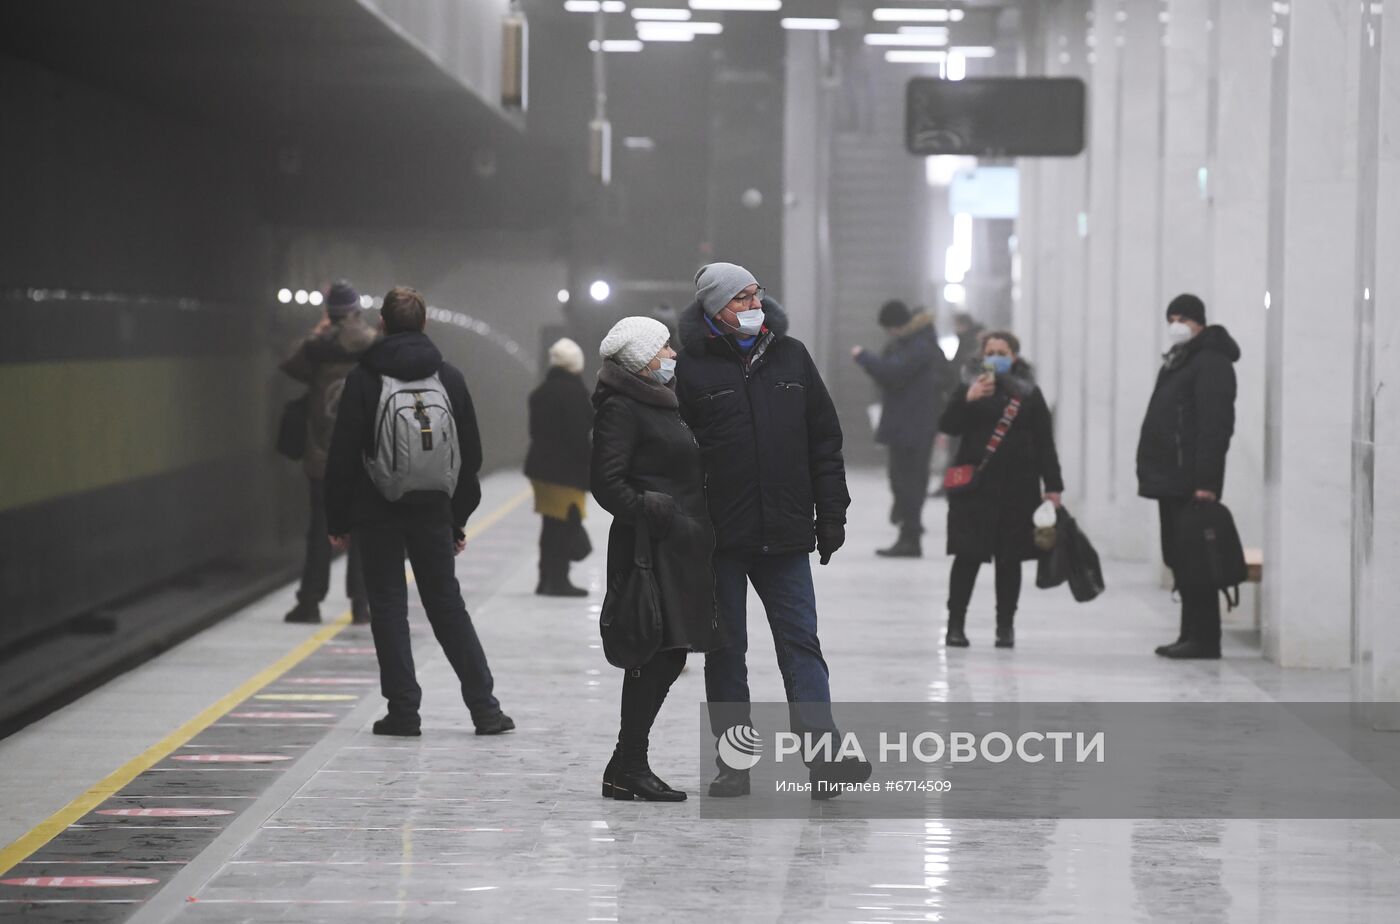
[
  {"left": 938, "top": 330, "right": 1064, "bottom": 649},
  {"left": 591, "top": 317, "right": 722, "bottom": 802},
  {"left": 524, "top": 338, "right": 594, "bottom": 597}
]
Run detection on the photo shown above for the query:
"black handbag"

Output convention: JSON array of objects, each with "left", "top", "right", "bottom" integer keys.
[
  {"left": 276, "top": 395, "right": 308, "bottom": 461},
  {"left": 1036, "top": 506, "right": 1105, "bottom": 602},
  {"left": 1173, "top": 500, "right": 1248, "bottom": 609},
  {"left": 565, "top": 504, "right": 592, "bottom": 562},
  {"left": 598, "top": 514, "right": 663, "bottom": 669}
]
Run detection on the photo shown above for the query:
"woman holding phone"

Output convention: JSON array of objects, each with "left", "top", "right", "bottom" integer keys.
[{"left": 937, "top": 330, "right": 1063, "bottom": 649}]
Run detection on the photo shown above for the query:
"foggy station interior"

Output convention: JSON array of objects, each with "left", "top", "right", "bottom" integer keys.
[{"left": 3, "top": 0, "right": 1400, "bottom": 921}]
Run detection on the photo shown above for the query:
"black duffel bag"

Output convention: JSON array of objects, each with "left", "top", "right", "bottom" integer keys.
[
  {"left": 1173, "top": 499, "right": 1248, "bottom": 609},
  {"left": 598, "top": 515, "right": 662, "bottom": 669},
  {"left": 276, "top": 395, "right": 308, "bottom": 461}
]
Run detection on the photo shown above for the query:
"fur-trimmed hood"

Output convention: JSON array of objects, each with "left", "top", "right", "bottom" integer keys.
[
  {"left": 678, "top": 296, "right": 790, "bottom": 357},
  {"left": 593, "top": 358, "right": 679, "bottom": 409}
]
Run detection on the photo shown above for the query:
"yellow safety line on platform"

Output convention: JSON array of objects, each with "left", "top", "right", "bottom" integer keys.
[{"left": 0, "top": 486, "right": 531, "bottom": 876}]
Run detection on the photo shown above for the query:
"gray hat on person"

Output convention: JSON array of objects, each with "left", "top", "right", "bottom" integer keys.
[{"left": 695, "top": 262, "right": 758, "bottom": 318}]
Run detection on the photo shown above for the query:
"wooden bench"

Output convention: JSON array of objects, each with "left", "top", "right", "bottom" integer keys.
[{"left": 1244, "top": 547, "right": 1263, "bottom": 584}]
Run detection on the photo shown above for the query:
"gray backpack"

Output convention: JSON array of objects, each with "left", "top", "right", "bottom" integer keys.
[{"left": 364, "top": 372, "right": 460, "bottom": 501}]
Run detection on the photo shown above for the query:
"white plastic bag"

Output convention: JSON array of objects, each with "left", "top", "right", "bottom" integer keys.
[{"left": 1033, "top": 501, "right": 1057, "bottom": 528}]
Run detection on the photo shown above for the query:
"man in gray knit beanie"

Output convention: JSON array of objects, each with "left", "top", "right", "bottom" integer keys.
[{"left": 695, "top": 262, "right": 759, "bottom": 319}]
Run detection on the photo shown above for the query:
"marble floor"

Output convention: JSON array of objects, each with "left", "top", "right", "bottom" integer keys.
[{"left": 5, "top": 468, "right": 1399, "bottom": 923}]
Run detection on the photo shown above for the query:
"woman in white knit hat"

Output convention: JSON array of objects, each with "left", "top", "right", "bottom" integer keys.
[
  {"left": 591, "top": 317, "right": 722, "bottom": 802},
  {"left": 523, "top": 338, "right": 594, "bottom": 596}
]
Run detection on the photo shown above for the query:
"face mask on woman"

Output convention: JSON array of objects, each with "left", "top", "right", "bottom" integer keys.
[
  {"left": 732, "top": 309, "right": 765, "bottom": 337},
  {"left": 984, "top": 355, "right": 1013, "bottom": 376},
  {"left": 649, "top": 356, "right": 677, "bottom": 385},
  {"left": 1167, "top": 321, "right": 1194, "bottom": 346}
]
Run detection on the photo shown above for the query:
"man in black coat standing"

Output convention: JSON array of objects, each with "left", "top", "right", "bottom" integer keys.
[
  {"left": 676, "top": 262, "right": 869, "bottom": 799},
  {"left": 325, "top": 286, "right": 514, "bottom": 737},
  {"left": 853, "top": 300, "right": 950, "bottom": 557},
  {"left": 1136, "top": 293, "right": 1240, "bottom": 660}
]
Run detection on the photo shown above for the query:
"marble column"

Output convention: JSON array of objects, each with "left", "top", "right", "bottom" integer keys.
[
  {"left": 1262, "top": 0, "right": 1362, "bottom": 669},
  {"left": 1106, "top": 0, "right": 1166, "bottom": 562},
  {"left": 1354, "top": 3, "right": 1399, "bottom": 725},
  {"left": 1079, "top": 0, "right": 1121, "bottom": 545},
  {"left": 1207, "top": 0, "right": 1271, "bottom": 564},
  {"left": 1159, "top": 0, "right": 1213, "bottom": 304},
  {"left": 782, "top": 30, "right": 833, "bottom": 371}
]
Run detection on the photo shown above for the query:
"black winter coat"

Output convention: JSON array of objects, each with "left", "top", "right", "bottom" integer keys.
[
  {"left": 855, "top": 312, "right": 950, "bottom": 447},
  {"left": 325, "top": 332, "right": 483, "bottom": 539},
  {"left": 279, "top": 313, "right": 378, "bottom": 480},
  {"left": 939, "top": 360, "right": 1064, "bottom": 562},
  {"left": 675, "top": 298, "right": 850, "bottom": 555},
  {"left": 1136, "top": 325, "right": 1239, "bottom": 499},
  {"left": 591, "top": 361, "right": 722, "bottom": 655},
  {"left": 524, "top": 366, "right": 593, "bottom": 491}
]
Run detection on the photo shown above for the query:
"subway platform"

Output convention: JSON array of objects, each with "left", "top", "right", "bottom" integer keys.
[{"left": 2, "top": 469, "right": 1398, "bottom": 923}]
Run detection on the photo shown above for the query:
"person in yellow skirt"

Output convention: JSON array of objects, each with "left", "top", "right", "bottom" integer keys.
[{"left": 524, "top": 338, "right": 595, "bottom": 596}]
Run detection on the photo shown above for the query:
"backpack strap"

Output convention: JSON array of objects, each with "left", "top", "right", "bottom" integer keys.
[{"left": 973, "top": 396, "right": 1023, "bottom": 476}]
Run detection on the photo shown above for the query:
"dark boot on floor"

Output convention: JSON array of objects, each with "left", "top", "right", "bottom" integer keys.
[
  {"left": 1154, "top": 605, "right": 1189, "bottom": 655},
  {"left": 372, "top": 714, "right": 421, "bottom": 737},
  {"left": 809, "top": 755, "right": 874, "bottom": 800},
  {"left": 536, "top": 558, "right": 588, "bottom": 597},
  {"left": 945, "top": 609, "right": 969, "bottom": 648},
  {"left": 995, "top": 610, "right": 1015, "bottom": 649},
  {"left": 284, "top": 602, "right": 321, "bottom": 624},
  {"left": 604, "top": 747, "right": 686, "bottom": 802},
  {"left": 876, "top": 531, "right": 922, "bottom": 558},
  {"left": 474, "top": 712, "right": 516, "bottom": 735},
  {"left": 1160, "top": 640, "right": 1220, "bottom": 660}
]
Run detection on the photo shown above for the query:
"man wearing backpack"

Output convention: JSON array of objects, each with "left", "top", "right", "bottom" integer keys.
[
  {"left": 279, "top": 281, "right": 377, "bottom": 625},
  {"left": 325, "top": 286, "right": 514, "bottom": 737},
  {"left": 1136, "top": 293, "right": 1240, "bottom": 660}
]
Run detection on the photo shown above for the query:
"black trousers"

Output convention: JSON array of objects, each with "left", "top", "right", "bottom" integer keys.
[
  {"left": 538, "top": 514, "right": 573, "bottom": 582},
  {"left": 617, "top": 649, "right": 687, "bottom": 764},
  {"left": 357, "top": 520, "right": 501, "bottom": 723},
  {"left": 888, "top": 439, "right": 935, "bottom": 537},
  {"left": 1157, "top": 498, "right": 1222, "bottom": 650},
  {"left": 947, "top": 555, "right": 1023, "bottom": 628},
  {"left": 299, "top": 478, "right": 366, "bottom": 606}
]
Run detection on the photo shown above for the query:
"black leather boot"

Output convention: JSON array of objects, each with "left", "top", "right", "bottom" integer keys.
[
  {"left": 945, "top": 608, "right": 969, "bottom": 648},
  {"left": 1154, "top": 602, "right": 1189, "bottom": 656},
  {"left": 877, "top": 529, "right": 922, "bottom": 558},
  {"left": 603, "top": 663, "right": 686, "bottom": 801},
  {"left": 708, "top": 766, "right": 752, "bottom": 797}
]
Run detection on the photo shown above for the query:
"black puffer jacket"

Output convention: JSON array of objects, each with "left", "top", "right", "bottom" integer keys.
[
  {"left": 524, "top": 366, "right": 593, "bottom": 491},
  {"left": 855, "top": 311, "right": 950, "bottom": 447},
  {"left": 939, "top": 360, "right": 1063, "bottom": 562},
  {"left": 1136, "top": 325, "right": 1240, "bottom": 499},
  {"left": 591, "top": 361, "right": 721, "bottom": 654},
  {"left": 675, "top": 298, "right": 850, "bottom": 555},
  {"left": 324, "top": 332, "right": 483, "bottom": 538}
]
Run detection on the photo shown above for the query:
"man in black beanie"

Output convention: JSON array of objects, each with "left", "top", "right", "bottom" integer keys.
[
  {"left": 1135, "top": 292, "right": 1241, "bottom": 658},
  {"left": 853, "top": 300, "right": 950, "bottom": 556},
  {"left": 280, "top": 280, "right": 378, "bottom": 624}
]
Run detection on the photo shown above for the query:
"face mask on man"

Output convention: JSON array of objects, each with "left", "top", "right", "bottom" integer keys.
[
  {"left": 1167, "top": 321, "right": 1194, "bottom": 346},
  {"left": 731, "top": 308, "right": 765, "bottom": 337},
  {"left": 984, "top": 355, "right": 1013, "bottom": 376},
  {"left": 649, "top": 356, "right": 677, "bottom": 385}
]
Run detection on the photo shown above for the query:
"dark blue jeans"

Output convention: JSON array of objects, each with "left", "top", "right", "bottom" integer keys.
[
  {"left": 704, "top": 551, "right": 836, "bottom": 739},
  {"left": 357, "top": 521, "right": 501, "bottom": 724}
]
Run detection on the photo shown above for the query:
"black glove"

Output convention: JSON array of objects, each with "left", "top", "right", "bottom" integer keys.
[{"left": 816, "top": 522, "right": 845, "bottom": 565}]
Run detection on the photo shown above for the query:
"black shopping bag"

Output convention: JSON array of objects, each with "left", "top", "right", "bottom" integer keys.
[{"left": 1037, "top": 507, "right": 1105, "bottom": 602}]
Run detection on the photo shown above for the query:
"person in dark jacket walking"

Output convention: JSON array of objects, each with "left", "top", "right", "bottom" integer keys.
[
  {"left": 524, "top": 338, "right": 594, "bottom": 597},
  {"left": 279, "top": 281, "right": 378, "bottom": 624},
  {"left": 325, "top": 286, "right": 514, "bottom": 738},
  {"left": 853, "top": 300, "right": 951, "bottom": 557},
  {"left": 591, "top": 317, "right": 722, "bottom": 802},
  {"left": 675, "top": 262, "right": 869, "bottom": 799},
  {"left": 1136, "top": 293, "right": 1240, "bottom": 660},
  {"left": 938, "top": 331, "right": 1063, "bottom": 649}
]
